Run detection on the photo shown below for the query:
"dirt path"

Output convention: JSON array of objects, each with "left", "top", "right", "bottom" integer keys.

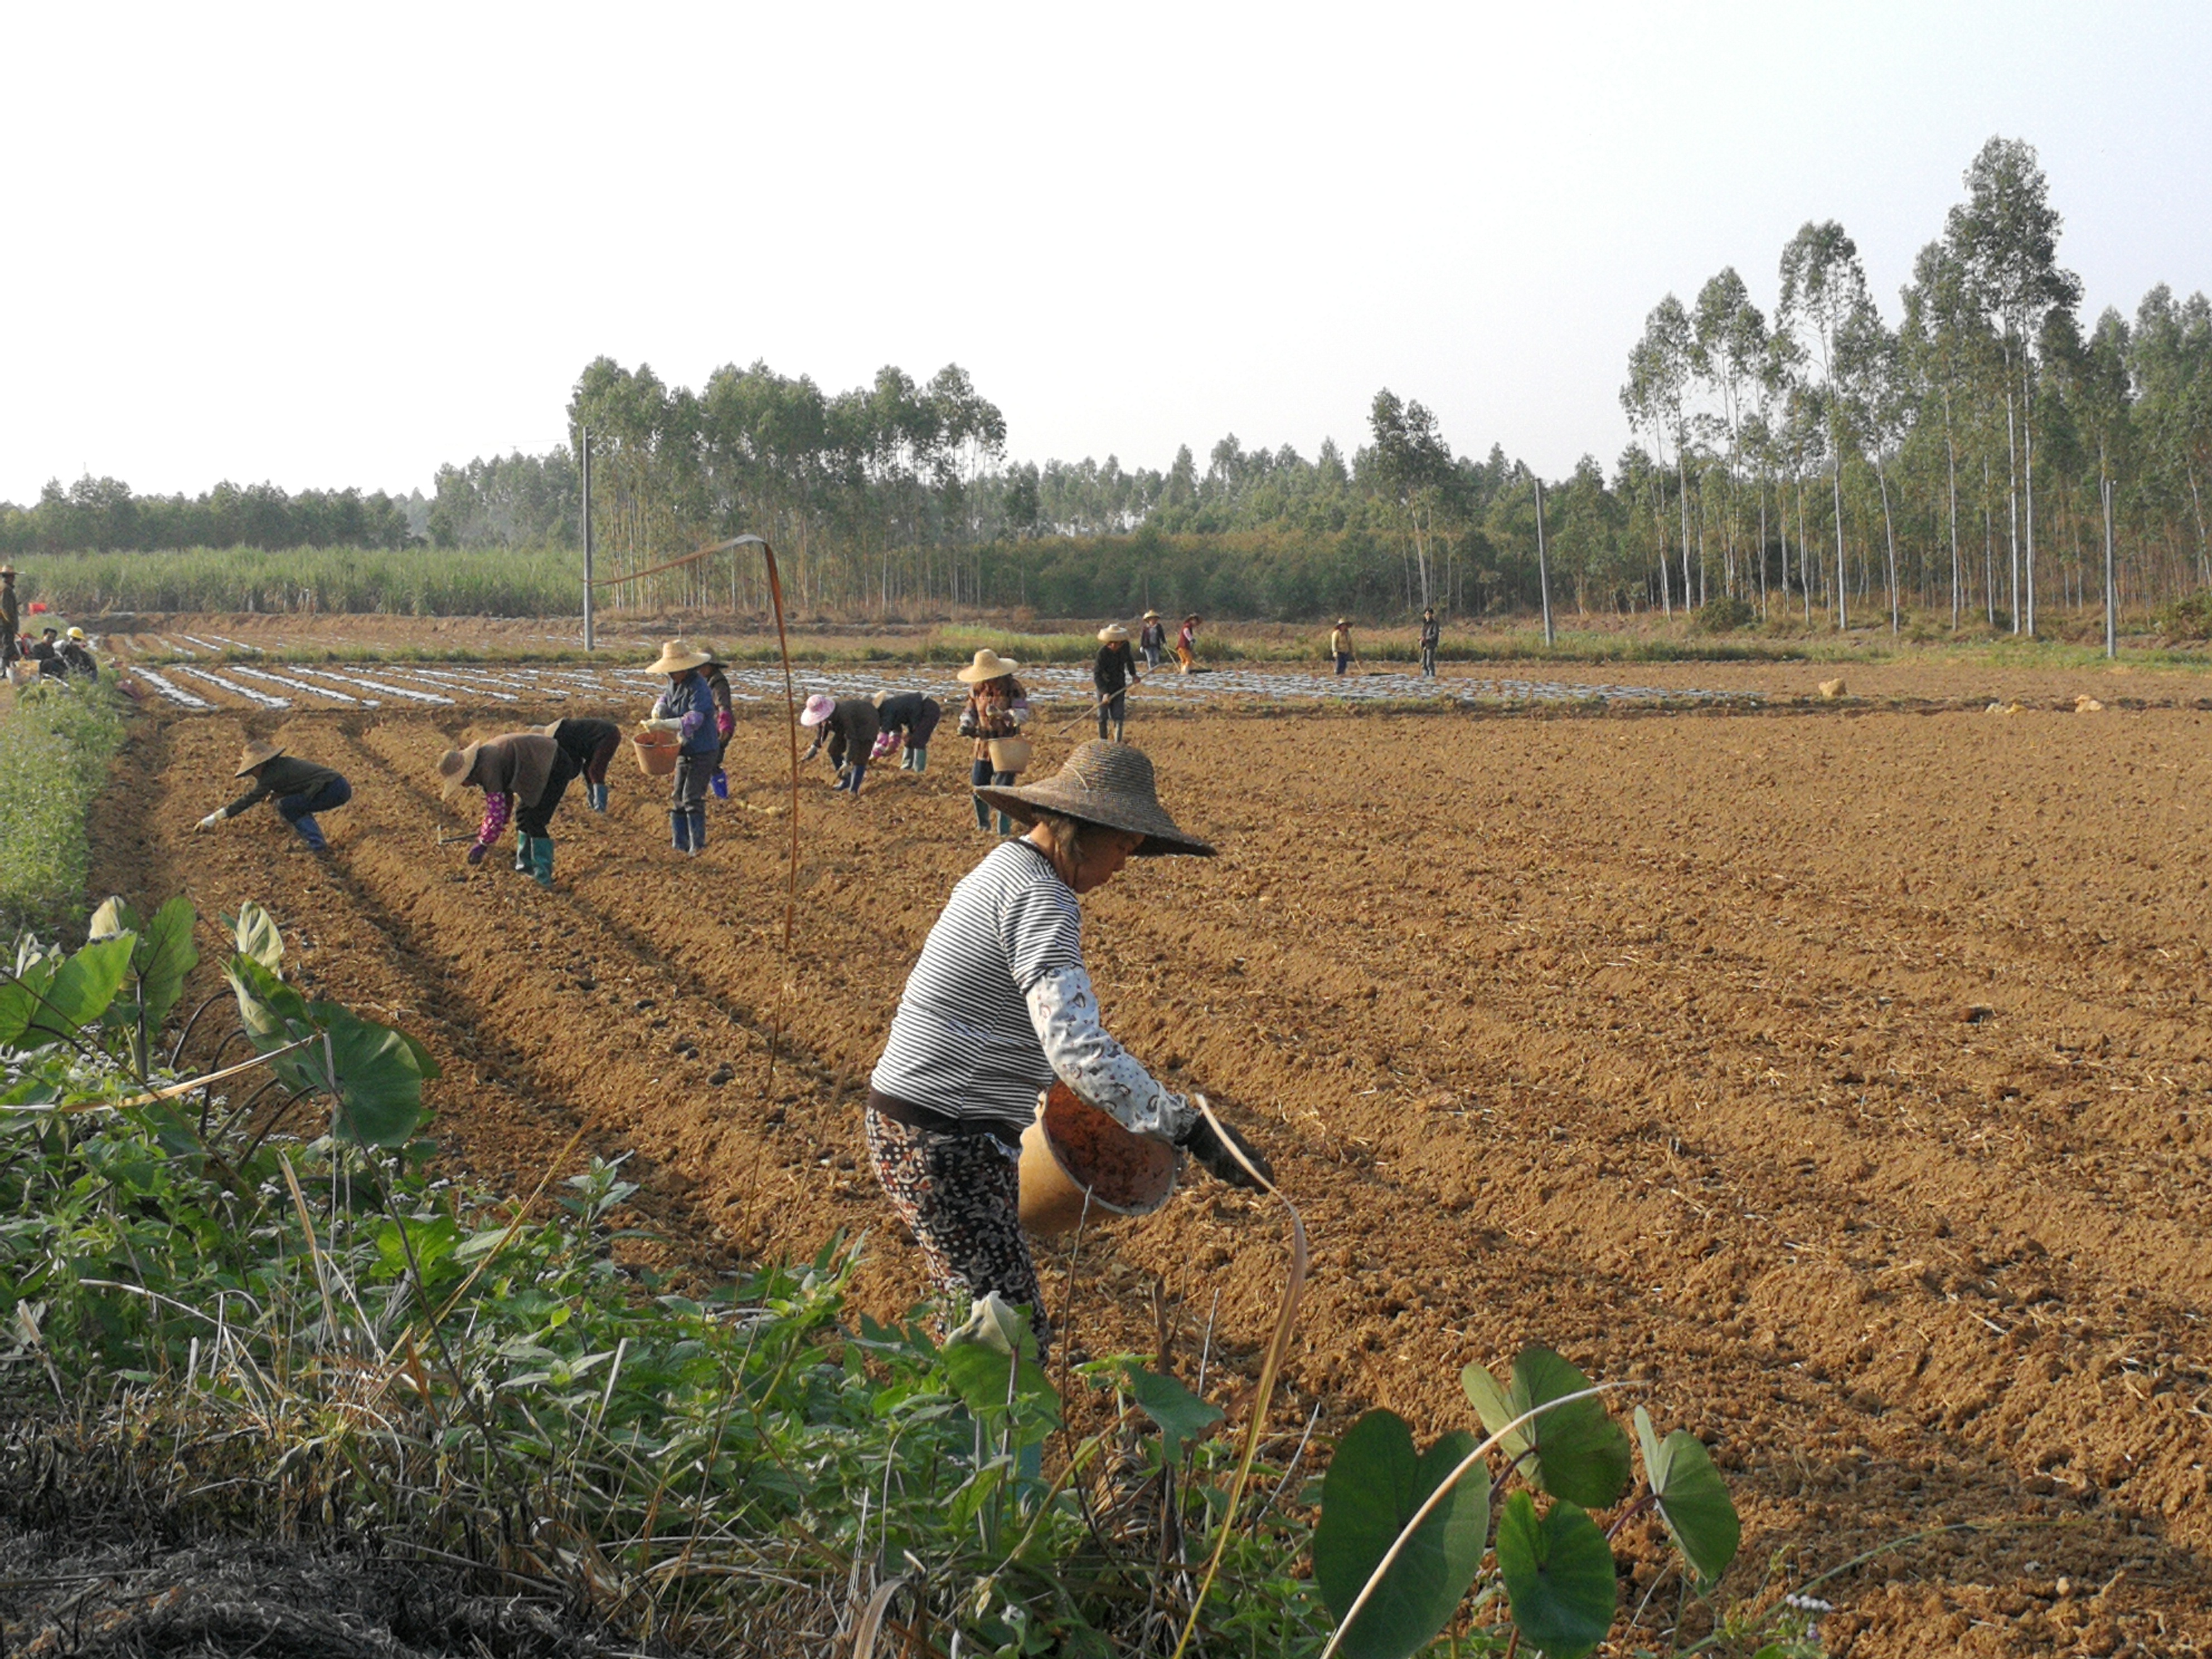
[{"left": 91, "top": 696, "right": 2212, "bottom": 1656}]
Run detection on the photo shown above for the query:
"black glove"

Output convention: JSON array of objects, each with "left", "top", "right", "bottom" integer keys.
[
  {"left": 465, "top": 842, "right": 488, "bottom": 866},
  {"left": 1180, "top": 1110, "right": 1273, "bottom": 1191}
]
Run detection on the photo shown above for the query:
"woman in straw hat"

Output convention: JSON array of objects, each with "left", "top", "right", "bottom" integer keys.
[
  {"left": 799, "top": 692, "right": 881, "bottom": 796},
  {"left": 195, "top": 740, "right": 352, "bottom": 854},
  {"left": 1175, "top": 614, "right": 1201, "bottom": 673},
  {"left": 1137, "top": 609, "right": 1166, "bottom": 671},
  {"left": 867, "top": 741, "right": 1273, "bottom": 1354},
  {"left": 954, "top": 648, "right": 1030, "bottom": 837},
  {"left": 1328, "top": 617, "right": 1357, "bottom": 676},
  {"left": 872, "top": 688, "right": 943, "bottom": 773},
  {"left": 639, "top": 641, "right": 719, "bottom": 854},
  {"left": 436, "top": 727, "right": 571, "bottom": 887},
  {"left": 1092, "top": 623, "right": 1140, "bottom": 741}
]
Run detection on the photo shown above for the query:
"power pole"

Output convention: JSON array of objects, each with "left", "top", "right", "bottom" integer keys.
[
  {"left": 2102, "top": 474, "right": 2117, "bottom": 660},
  {"left": 581, "top": 426, "right": 595, "bottom": 653},
  {"left": 1534, "top": 473, "right": 1555, "bottom": 647}
]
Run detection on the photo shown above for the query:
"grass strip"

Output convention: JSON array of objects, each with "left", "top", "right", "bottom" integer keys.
[{"left": 0, "top": 678, "right": 125, "bottom": 934}]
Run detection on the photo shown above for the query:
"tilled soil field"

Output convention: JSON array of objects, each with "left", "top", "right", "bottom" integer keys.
[{"left": 89, "top": 691, "right": 2212, "bottom": 1656}]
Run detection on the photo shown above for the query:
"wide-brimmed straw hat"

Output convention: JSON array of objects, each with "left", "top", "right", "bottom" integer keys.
[
  {"left": 1098, "top": 624, "right": 1130, "bottom": 644},
  {"left": 1142, "top": 609, "right": 1161, "bottom": 620},
  {"left": 955, "top": 648, "right": 1020, "bottom": 685},
  {"left": 235, "top": 740, "right": 284, "bottom": 777},
  {"left": 436, "top": 744, "right": 479, "bottom": 798},
  {"left": 977, "top": 741, "right": 1212, "bottom": 857},
  {"left": 648, "top": 640, "right": 712, "bottom": 676},
  {"left": 0, "top": 565, "right": 16, "bottom": 578},
  {"left": 1335, "top": 617, "right": 1350, "bottom": 627},
  {"left": 799, "top": 693, "right": 836, "bottom": 726}
]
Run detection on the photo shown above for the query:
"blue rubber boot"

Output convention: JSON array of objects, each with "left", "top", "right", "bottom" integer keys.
[
  {"left": 671, "top": 811, "right": 691, "bottom": 852},
  {"left": 847, "top": 763, "right": 867, "bottom": 797},
  {"left": 587, "top": 783, "right": 609, "bottom": 813},
  {"left": 711, "top": 769, "right": 729, "bottom": 799}
]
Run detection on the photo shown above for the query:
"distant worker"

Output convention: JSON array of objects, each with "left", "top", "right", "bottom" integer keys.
[
  {"left": 957, "top": 649, "right": 1030, "bottom": 836},
  {"left": 0, "top": 566, "right": 18, "bottom": 667},
  {"left": 28, "top": 627, "right": 64, "bottom": 679},
  {"left": 1176, "top": 614, "right": 1201, "bottom": 674},
  {"left": 801, "top": 693, "right": 881, "bottom": 795},
  {"left": 196, "top": 740, "right": 353, "bottom": 855},
  {"left": 1330, "top": 618, "right": 1357, "bottom": 676},
  {"left": 60, "top": 627, "right": 98, "bottom": 680},
  {"left": 1093, "top": 623, "right": 1140, "bottom": 741},
  {"left": 874, "top": 688, "right": 944, "bottom": 772},
  {"left": 865, "top": 741, "right": 1272, "bottom": 1355},
  {"left": 640, "top": 641, "right": 718, "bottom": 855},
  {"left": 1419, "top": 607, "right": 1440, "bottom": 678},
  {"left": 702, "top": 654, "right": 737, "bottom": 799},
  {"left": 1138, "top": 609, "right": 1167, "bottom": 671},
  {"left": 437, "top": 725, "right": 580, "bottom": 888}
]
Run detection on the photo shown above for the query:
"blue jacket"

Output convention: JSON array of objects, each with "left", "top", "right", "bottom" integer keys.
[{"left": 654, "top": 672, "right": 720, "bottom": 756}]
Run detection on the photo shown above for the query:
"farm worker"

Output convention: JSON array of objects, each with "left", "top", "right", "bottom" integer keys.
[
  {"left": 866, "top": 741, "right": 1273, "bottom": 1355},
  {"left": 61, "top": 627, "right": 98, "bottom": 680},
  {"left": 874, "top": 689, "right": 944, "bottom": 772},
  {"left": 1092, "top": 623, "right": 1140, "bottom": 742},
  {"left": 436, "top": 728, "right": 570, "bottom": 888},
  {"left": 1329, "top": 618, "right": 1356, "bottom": 676},
  {"left": 956, "top": 649, "right": 1030, "bottom": 836},
  {"left": 196, "top": 740, "right": 353, "bottom": 855},
  {"left": 29, "top": 628, "right": 65, "bottom": 679},
  {"left": 0, "top": 566, "right": 18, "bottom": 666},
  {"left": 1419, "top": 607, "right": 1440, "bottom": 678},
  {"left": 702, "top": 656, "right": 738, "bottom": 799},
  {"left": 1175, "top": 614, "right": 1201, "bottom": 673},
  {"left": 800, "top": 692, "right": 881, "bottom": 795},
  {"left": 639, "top": 641, "right": 719, "bottom": 855},
  {"left": 545, "top": 716, "right": 622, "bottom": 814},
  {"left": 1137, "top": 609, "right": 1167, "bottom": 670}
]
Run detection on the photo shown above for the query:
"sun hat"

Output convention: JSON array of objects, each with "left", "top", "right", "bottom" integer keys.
[
  {"left": 648, "top": 640, "right": 712, "bottom": 676},
  {"left": 0, "top": 565, "right": 16, "bottom": 577},
  {"left": 66, "top": 626, "right": 86, "bottom": 641},
  {"left": 235, "top": 740, "right": 284, "bottom": 777},
  {"left": 1335, "top": 617, "right": 1350, "bottom": 627},
  {"left": 1142, "top": 608, "right": 1160, "bottom": 620},
  {"left": 436, "top": 744, "right": 479, "bottom": 798},
  {"left": 955, "top": 648, "right": 1020, "bottom": 685},
  {"left": 799, "top": 692, "right": 836, "bottom": 726},
  {"left": 976, "top": 741, "right": 1212, "bottom": 857},
  {"left": 1098, "top": 623, "right": 1130, "bottom": 643}
]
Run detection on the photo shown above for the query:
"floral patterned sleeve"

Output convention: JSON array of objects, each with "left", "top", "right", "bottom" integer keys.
[
  {"left": 1023, "top": 964, "right": 1194, "bottom": 1141},
  {"left": 474, "top": 792, "right": 512, "bottom": 850}
]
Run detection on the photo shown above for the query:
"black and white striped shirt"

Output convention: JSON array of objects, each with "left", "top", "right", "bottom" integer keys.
[{"left": 871, "top": 840, "right": 1084, "bottom": 1129}]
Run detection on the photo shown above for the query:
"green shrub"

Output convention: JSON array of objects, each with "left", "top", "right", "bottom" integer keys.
[
  {"left": 0, "top": 678, "right": 124, "bottom": 933},
  {"left": 2153, "top": 589, "right": 2212, "bottom": 641},
  {"left": 1691, "top": 595, "right": 1755, "bottom": 634}
]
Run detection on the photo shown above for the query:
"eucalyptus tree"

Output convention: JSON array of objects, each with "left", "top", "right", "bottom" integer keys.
[
  {"left": 2128, "top": 285, "right": 2212, "bottom": 584},
  {"left": 1691, "top": 269, "right": 1768, "bottom": 599},
  {"left": 1838, "top": 292, "right": 1912, "bottom": 633},
  {"left": 1945, "top": 137, "right": 2082, "bottom": 635},
  {"left": 1901, "top": 240, "right": 1986, "bottom": 630},
  {"left": 2060, "top": 309, "right": 2135, "bottom": 652},
  {"left": 1369, "top": 389, "right": 1454, "bottom": 610},
  {"left": 1621, "top": 296, "right": 1696, "bottom": 613},
  {"left": 1778, "top": 220, "right": 1866, "bottom": 629}
]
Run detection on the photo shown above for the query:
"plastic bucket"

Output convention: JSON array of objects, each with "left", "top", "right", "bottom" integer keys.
[
  {"left": 988, "top": 736, "right": 1032, "bottom": 775},
  {"left": 632, "top": 730, "right": 680, "bottom": 777},
  {"left": 1018, "top": 1081, "right": 1179, "bottom": 1236}
]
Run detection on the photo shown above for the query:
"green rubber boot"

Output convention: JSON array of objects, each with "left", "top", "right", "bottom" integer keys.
[{"left": 528, "top": 834, "right": 555, "bottom": 889}]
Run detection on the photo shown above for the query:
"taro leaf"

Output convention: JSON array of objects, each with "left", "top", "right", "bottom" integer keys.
[
  {"left": 135, "top": 897, "right": 200, "bottom": 1030},
  {"left": 88, "top": 896, "right": 138, "bottom": 942},
  {"left": 1, "top": 934, "right": 137, "bottom": 1052},
  {"left": 1312, "top": 1409, "right": 1490, "bottom": 1659},
  {"left": 1495, "top": 1491, "right": 1616, "bottom": 1659},
  {"left": 1634, "top": 1405, "right": 1740, "bottom": 1588},
  {"left": 317, "top": 1008, "right": 431, "bottom": 1148},
  {"left": 224, "top": 955, "right": 318, "bottom": 1094},
  {"left": 1463, "top": 1346, "right": 1632, "bottom": 1509},
  {"left": 942, "top": 1293, "right": 1060, "bottom": 1434},
  {"left": 310, "top": 1000, "right": 439, "bottom": 1081},
  {"left": 232, "top": 902, "right": 284, "bottom": 972},
  {"left": 1120, "top": 1362, "right": 1223, "bottom": 1464}
]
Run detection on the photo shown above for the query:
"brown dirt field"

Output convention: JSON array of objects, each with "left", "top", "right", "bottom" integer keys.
[{"left": 89, "top": 691, "right": 2212, "bottom": 1656}]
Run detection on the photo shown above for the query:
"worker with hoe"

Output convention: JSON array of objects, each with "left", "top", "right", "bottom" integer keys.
[
  {"left": 872, "top": 688, "right": 944, "bottom": 773},
  {"left": 196, "top": 740, "right": 353, "bottom": 855},
  {"left": 800, "top": 692, "right": 881, "bottom": 795},
  {"left": 640, "top": 641, "right": 719, "bottom": 855},
  {"left": 866, "top": 741, "right": 1273, "bottom": 1355},
  {"left": 702, "top": 654, "right": 737, "bottom": 799},
  {"left": 1175, "top": 614, "right": 1201, "bottom": 673},
  {"left": 1137, "top": 609, "right": 1167, "bottom": 671},
  {"left": 1419, "top": 607, "right": 1440, "bottom": 677},
  {"left": 1092, "top": 622, "right": 1140, "bottom": 741},
  {"left": 0, "top": 566, "right": 18, "bottom": 667},
  {"left": 1330, "top": 617, "right": 1357, "bottom": 676},
  {"left": 956, "top": 648, "right": 1030, "bottom": 836},
  {"left": 437, "top": 721, "right": 599, "bottom": 888}
]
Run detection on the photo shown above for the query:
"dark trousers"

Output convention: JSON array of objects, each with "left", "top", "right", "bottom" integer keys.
[
  {"left": 277, "top": 776, "right": 351, "bottom": 848},
  {"left": 1335, "top": 652, "right": 1351, "bottom": 675},
  {"left": 1096, "top": 690, "right": 1127, "bottom": 741},
  {"left": 552, "top": 718, "right": 622, "bottom": 784},
  {"left": 517, "top": 748, "right": 578, "bottom": 837},
  {"left": 1421, "top": 643, "right": 1438, "bottom": 676}
]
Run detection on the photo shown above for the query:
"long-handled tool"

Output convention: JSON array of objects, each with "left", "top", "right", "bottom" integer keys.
[{"left": 1054, "top": 682, "right": 1141, "bottom": 735}]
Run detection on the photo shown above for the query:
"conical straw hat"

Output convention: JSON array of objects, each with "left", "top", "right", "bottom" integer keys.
[
  {"left": 976, "top": 741, "right": 1212, "bottom": 857},
  {"left": 235, "top": 740, "right": 284, "bottom": 777}
]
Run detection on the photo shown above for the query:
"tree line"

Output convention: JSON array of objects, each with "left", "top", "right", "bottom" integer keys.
[{"left": 8, "top": 133, "right": 2206, "bottom": 628}]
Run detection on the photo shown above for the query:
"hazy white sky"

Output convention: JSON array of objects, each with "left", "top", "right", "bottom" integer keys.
[{"left": 4, "top": 1, "right": 2208, "bottom": 503}]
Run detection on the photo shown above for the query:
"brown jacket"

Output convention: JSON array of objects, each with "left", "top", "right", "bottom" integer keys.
[{"left": 464, "top": 733, "right": 559, "bottom": 806}]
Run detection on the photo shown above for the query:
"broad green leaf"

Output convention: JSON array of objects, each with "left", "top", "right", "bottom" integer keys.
[
  {"left": 1463, "top": 1346, "right": 1632, "bottom": 1509},
  {"left": 135, "top": 897, "right": 200, "bottom": 1029},
  {"left": 1120, "top": 1362, "right": 1223, "bottom": 1463},
  {"left": 6, "top": 934, "right": 137, "bottom": 1050},
  {"left": 318, "top": 1008, "right": 430, "bottom": 1147},
  {"left": 1633, "top": 1406, "right": 1740, "bottom": 1588},
  {"left": 1312, "top": 1410, "right": 1490, "bottom": 1659},
  {"left": 0, "top": 958, "right": 59, "bottom": 1050},
  {"left": 232, "top": 902, "right": 284, "bottom": 972},
  {"left": 943, "top": 1294, "right": 1059, "bottom": 1434},
  {"left": 1495, "top": 1491, "right": 1616, "bottom": 1659}
]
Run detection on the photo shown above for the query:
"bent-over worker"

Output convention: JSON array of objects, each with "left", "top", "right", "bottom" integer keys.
[
  {"left": 640, "top": 641, "right": 719, "bottom": 854},
  {"left": 801, "top": 693, "right": 881, "bottom": 795},
  {"left": 866, "top": 742, "right": 1272, "bottom": 1354},
  {"left": 196, "top": 740, "right": 353, "bottom": 854},
  {"left": 438, "top": 730, "right": 563, "bottom": 886},
  {"left": 546, "top": 716, "right": 622, "bottom": 814},
  {"left": 874, "top": 689, "right": 944, "bottom": 773},
  {"left": 1093, "top": 624, "right": 1140, "bottom": 741}
]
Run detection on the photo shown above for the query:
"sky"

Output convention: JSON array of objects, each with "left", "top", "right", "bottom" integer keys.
[{"left": 3, "top": 1, "right": 2209, "bottom": 504}]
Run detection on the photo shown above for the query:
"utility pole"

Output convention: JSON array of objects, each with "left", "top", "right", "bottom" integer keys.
[
  {"left": 581, "top": 426, "right": 595, "bottom": 653},
  {"left": 2102, "top": 474, "right": 2117, "bottom": 661},
  {"left": 1534, "top": 472, "right": 1555, "bottom": 647}
]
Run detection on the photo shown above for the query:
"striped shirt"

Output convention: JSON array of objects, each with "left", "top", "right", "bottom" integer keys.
[{"left": 871, "top": 840, "right": 1085, "bottom": 1129}]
